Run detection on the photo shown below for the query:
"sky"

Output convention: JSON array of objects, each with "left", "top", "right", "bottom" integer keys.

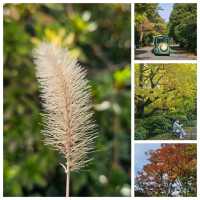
[
  {"left": 135, "top": 143, "right": 161, "bottom": 177},
  {"left": 158, "top": 4, "right": 174, "bottom": 22}
]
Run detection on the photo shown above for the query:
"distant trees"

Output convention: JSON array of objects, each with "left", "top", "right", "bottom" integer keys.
[
  {"left": 135, "top": 144, "right": 197, "bottom": 197},
  {"left": 168, "top": 4, "right": 197, "bottom": 53},
  {"left": 135, "top": 64, "right": 196, "bottom": 139},
  {"left": 135, "top": 4, "right": 167, "bottom": 47}
]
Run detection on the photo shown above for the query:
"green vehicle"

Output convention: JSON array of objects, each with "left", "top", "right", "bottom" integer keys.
[{"left": 153, "top": 35, "right": 170, "bottom": 56}]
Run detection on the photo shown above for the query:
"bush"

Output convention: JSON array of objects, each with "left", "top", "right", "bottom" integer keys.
[
  {"left": 143, "top": 115, "right": 172, "bottom": 136},
  {"left": 165, "top": 112, "right": 188, "bottom": 125},
  {"left": 135, "top": 126, "right": 148, "bottom": 140}
]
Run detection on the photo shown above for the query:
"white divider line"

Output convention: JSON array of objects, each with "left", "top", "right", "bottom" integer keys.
[
  {"left": 196, "top": 0, "right": 199, "bottom": 198},
  {"left": 0, "top": 2, "right": 3, "bottom": 199},
  {"left": 134, "top": 140, "right": 198, "bottom": 144},
  {"left": 131, "top": 2, "right": 134, "bottom": 197}
]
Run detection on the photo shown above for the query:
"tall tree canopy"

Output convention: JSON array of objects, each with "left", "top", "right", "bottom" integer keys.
[
  {"left": 135, "top": 4, "right": 167, "bottom": 46},
  {"left": 135, "top": 64, "right": 196, "bottom": 118},
  {"left": 168, "top": 3, "right": 197, "bottom": 52},
  {"left": 135, "top": 144, "right": 197, "bottom": 197}
]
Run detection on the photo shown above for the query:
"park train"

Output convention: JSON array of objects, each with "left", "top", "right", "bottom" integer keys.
[{"left": 152, "top": 35, "right": 171, "bottom": 56}]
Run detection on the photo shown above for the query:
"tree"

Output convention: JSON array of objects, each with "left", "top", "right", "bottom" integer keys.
[
  {"left": 135, "top": 64, "right": 196, "bottom": 118},
  {"left": 135, "top": 144, "right": 197, "bottom": 197},
  {"left": 135, "top": 4, "right": 167, "bottom": 47},
  {"left": 168, "top": 4, "right": 197, "bottom": 53}
]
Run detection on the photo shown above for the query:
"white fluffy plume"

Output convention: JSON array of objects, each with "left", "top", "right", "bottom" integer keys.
[{"left": 33, "top": 43, "right": 97, "bottom": 173}]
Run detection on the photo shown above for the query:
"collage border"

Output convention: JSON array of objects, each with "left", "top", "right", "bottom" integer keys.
[{"left": 1, "top": 0, "right": 199, "bottom": 199}]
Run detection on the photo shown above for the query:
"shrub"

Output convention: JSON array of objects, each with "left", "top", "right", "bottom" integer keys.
[
  {"left": 135, "top": 126, "right": 148, "bottom": 140},
  {"left": 165, "top": 112, "right": 187, "bottom": 122},
  {"left": 143, "top": 115, "right": 172, "bottom": 136}
]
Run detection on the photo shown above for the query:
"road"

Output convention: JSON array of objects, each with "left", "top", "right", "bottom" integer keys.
[{"left": 135, "top": 46, "right": 196, "bottom": 60}]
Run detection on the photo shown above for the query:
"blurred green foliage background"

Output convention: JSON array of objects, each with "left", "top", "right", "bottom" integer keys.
[{"left": 3, "top": 4, "right": 131, "bottom": 196}]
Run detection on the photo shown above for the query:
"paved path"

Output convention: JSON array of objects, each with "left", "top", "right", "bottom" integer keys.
[
  {"left": 147, "top": 126, "right": 196, "bottom": 140},
  {"left": 135, "top": 46, "right": 196, "bottom": 60},
  {"left": 184, "top": 127, "right": 197, "bottom": 140}
]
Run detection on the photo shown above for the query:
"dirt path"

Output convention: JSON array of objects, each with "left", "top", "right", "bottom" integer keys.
[{"left": 135, "top": 46, "right": 196, "bottom": 60}]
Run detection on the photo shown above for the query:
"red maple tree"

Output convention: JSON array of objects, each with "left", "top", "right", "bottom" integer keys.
[{"left": 135, "top": 144, "right": 197, "bottom": 197}]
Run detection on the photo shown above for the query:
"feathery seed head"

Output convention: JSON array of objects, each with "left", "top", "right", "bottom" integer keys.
[{"left": 33, "top": 42, "right": 97, "bottom": 172}]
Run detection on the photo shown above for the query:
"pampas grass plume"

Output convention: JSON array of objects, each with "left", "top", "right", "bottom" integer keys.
[{"left": 33, "top": 42, "right": 97, "bottom": 196}]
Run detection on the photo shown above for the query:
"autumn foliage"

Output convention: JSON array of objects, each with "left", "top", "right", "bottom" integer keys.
[
  {"left": 135, "top": 64, "right": 196, "bottom": 139},
  {"left": 135, "top": 144, "right": 197, "bottom": 197},
  {"left": 135, "top": 4, "right": 167, "bottom": 47}
]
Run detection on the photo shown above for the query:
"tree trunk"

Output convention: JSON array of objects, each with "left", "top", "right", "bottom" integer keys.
[{"left": 137, "top": 64, "right": 145, "bottom": 118}]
